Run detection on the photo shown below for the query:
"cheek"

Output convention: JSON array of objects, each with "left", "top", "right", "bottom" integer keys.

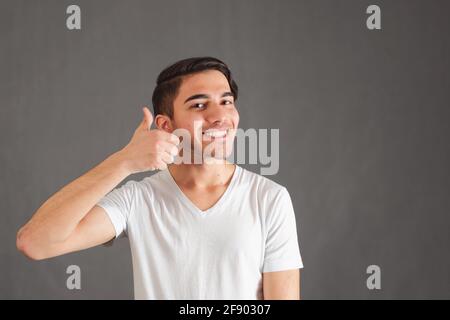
[
  {"left": 175, "top": 118, "right": 205, "bottom": 142},
  {"left": 174, "top": 113, "right": 203, "bottom": 130},
  {"left": 231, "top": 108, "right": 240, "bottom": 126}
]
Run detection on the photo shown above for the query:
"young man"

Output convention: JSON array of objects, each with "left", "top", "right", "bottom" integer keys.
[{"left": 16, "top": 57, "right": 303, "bottom": 300}]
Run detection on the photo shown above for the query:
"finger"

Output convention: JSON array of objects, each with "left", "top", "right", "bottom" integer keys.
[
  {"left": 169, "top": 133, "right": 181, "bottom": 145},
  {"left": 159, "top": 151, "right": 175, "bottom": 165},
  {"left": 141, "top": 106, "right": 154, "bottom": 130},
  {"left": 158, "top": 130, "right": 181, "bottom": 145},
  {"left": 158, "top": 141, "right": 180, "bottom": 157},
  {"left": 155, "top": 159, "right": 168, "bottom": 170}
]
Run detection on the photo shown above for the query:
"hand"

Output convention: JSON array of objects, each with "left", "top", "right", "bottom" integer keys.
[{"left": 118, "top": 107, "right": 180, "bottom": 174}]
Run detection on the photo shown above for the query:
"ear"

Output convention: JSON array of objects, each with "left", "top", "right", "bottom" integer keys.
[{"left": 155, "top": 114, "right": 173, "bottom": 132}]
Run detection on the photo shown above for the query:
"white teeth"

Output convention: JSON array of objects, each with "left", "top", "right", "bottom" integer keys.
[{"left": 203, "top": 129, "right": 228, "bottom": 138}]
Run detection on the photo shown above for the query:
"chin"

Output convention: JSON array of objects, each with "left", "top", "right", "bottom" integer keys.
[{"left": 202, "top": 140, "right": 234, "bottom": 163}]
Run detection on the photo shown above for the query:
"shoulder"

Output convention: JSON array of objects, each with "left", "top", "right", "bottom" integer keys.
[
  {"left": 238, "top": 166, "right": 289, "bottom": 202},
  {"left": 113, "top": 170, "right": 168, "bottom": 198},
  {"left": 237, "top": 167, "right": 295, "bottom": 225}
]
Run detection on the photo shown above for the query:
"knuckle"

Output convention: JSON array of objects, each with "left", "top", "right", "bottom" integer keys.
[{"left": 172, "top": 135, "right": 180, "bottom": 145}]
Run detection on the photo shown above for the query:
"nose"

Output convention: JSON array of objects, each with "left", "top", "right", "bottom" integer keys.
[{"left": 204, "top": 101, "right": 228, "bottom": 125}]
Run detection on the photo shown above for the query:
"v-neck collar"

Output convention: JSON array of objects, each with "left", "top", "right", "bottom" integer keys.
[{"left": 164, "top": 165, "right": 241, "bottom": 217}]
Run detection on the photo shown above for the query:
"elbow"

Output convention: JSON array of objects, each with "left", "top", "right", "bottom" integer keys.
[{"left": 16, "top": 227, "right": 46, "bottom": 261}]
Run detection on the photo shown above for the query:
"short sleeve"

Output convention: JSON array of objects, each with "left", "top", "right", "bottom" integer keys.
[
  {"left": 96, "top": 180, "right": 137, "bottom": 239},
  {"left": 263, "top": 187, "right": 304, "bottom": 273}
]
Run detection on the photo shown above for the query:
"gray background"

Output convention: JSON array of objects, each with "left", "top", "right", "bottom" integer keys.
[{"left": 1, "top": 0, "right": 449, "bottom": 299}]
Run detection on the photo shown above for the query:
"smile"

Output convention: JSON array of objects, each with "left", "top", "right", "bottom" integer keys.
[{"left": 202, "top": 128, "right": 230, "bottom": 140}]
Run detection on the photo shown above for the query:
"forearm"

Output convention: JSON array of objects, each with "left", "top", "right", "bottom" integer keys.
[{"left": 18, "top": 151, "right": 130, "bottom": 245}]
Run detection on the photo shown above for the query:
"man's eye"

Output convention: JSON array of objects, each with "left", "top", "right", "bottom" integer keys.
[
  {"left": 192, "top": 103, "right": 206, "bottom": 109},
  {"left": 222, "top": 100, "right": 233, "bottom": 105}
]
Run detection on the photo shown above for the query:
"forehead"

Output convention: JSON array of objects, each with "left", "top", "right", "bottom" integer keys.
[{"left": 176, "top": 70, "right": 231, "bottom": 101}]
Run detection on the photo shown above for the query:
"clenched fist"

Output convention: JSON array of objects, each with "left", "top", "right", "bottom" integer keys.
[{"left": 118, "top": 107, "right": 180, "bottom": 174}]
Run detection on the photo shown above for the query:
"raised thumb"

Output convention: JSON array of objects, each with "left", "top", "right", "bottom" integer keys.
[{"left": 141, "top": 106, "right": 154, "bottom": 130}]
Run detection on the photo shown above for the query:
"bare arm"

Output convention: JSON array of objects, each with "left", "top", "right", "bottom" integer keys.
[
  {"left": 16, "top": 152, "right": 129, "bottom": 260},
  {"left": 16, "top": 107, "right": 180, "bottom": 260},
  {"left": 262, "top": 269, "right": 301, "bottom": 300}
]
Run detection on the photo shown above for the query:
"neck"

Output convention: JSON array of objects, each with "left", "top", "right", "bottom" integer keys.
[{"left": 168, "top": 160, "right": 236, "bottom": 188}]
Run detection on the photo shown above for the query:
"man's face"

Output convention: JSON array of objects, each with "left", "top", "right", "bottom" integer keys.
[{"left": 170, "top": 70, "right": 240, "bottom": 161}]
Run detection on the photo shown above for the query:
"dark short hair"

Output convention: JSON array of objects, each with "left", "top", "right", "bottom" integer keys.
[{"left": 151, "top": 57, "right": 238, "bottom": 118}]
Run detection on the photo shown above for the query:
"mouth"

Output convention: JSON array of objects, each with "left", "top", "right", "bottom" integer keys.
[{"left": 202, "top": 128, "right": 231, "bottom": 141}]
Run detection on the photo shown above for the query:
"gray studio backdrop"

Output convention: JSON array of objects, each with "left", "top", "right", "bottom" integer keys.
[{"left": 1, "top": 0, "right": 449, "bottom": 299}]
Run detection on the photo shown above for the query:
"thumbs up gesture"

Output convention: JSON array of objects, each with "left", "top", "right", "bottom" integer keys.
[{"left": 119, "top": 107, "right": 180, "bottom": 174}]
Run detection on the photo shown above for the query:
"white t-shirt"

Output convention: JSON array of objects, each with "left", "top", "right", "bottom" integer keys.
[{"left": 97, "top": 165, "right": 303, "bottom": 300}]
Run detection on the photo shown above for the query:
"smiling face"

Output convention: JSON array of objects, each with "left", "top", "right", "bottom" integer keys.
[{"left": 156, "top": 70, "right": 240, "bottom": 162}]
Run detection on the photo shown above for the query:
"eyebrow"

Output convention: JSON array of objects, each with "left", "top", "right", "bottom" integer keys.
[{"left": 184, "top": 92, "right": 234, "bottom": 104}]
